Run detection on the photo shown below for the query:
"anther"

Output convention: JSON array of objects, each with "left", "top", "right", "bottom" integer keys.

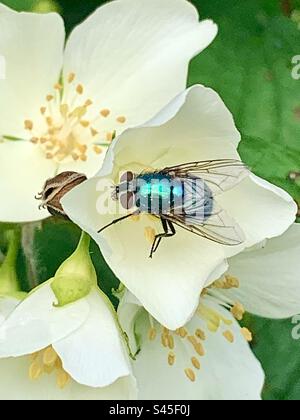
[
  {"left": 100, "top": 109, "right": 111, "bottom": 118},
  {"left": 144, "top": 227, "right": 156, "bottom": 244},
  {"left": 76, "top": 84, "right": 84, "bottom": 95},
  {"left": 195, "top": 329, "right": 206, "bottom": 341},
  {"left": 24, "top": 120, "right": 33, "bottom": 130},
  {"left": 93, "top": 145, "right": 102, "bottom": 155},
  {"left": 43, "top": 346, "right": 58, "bottom": 367},
  {"left": 241, "top": 327, "right": 253, "bottom": 342},
  {"left": 184, "top": 368, "right": 196, "bottom": 382},
  {"left": 29, "top": 361, "right": 42, "bottom": 380},
  {"left": 148, "top": 327, "right": 157, "bottom": 341},
  {"left": 168, "top": 335, "right": 175, "bottom": 350},
  {"left": 223, "top": 330, "right": 235, "bottom": 343},
  {"left": 80, "top": 120, "right": 90, "bottom": 128},
  {"left": 68, "top": 72, "right": 75, "bottom": 83},
  {"left": 191, "top": 357, "right": 200, "bottom": 370},
  {"left": 116, "top": 116, "right": 126, "bottom": 124},
  {"left": 56, "top": 369, "right": 70, "bottom": 389},
  {"left": 231, "top": 302, "right": 245, "bottom": 321},
  {"left": 90, "top": 127, "right": 99, "bottom": 137},
  {"left": 168, "top": 352, "right": 176, "bottom": 366}
]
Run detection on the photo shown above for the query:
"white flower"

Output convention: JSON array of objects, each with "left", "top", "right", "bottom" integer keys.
[
  {"left": 0, "top": 233, "right": 137, "bottom": 399},
  {"left": 118, "top": 224, "right": 300, "bottom": 400},
  {"left": 0, "top": 0, "right": 217, "bottom": 223},
  {"left": 62, "top": 85, "right": 297, "bottom": 330}
]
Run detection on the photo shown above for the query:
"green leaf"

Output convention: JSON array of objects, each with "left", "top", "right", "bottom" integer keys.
[{"left": 190, "top": 0, "right": 300, "bottom": 400}]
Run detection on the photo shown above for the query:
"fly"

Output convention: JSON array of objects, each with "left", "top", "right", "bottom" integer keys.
[{"left": 98, "top": 159, "right": 249, "bottom": 258}]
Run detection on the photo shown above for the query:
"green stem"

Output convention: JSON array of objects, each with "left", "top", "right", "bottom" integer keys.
[
  {"left": 0, "top": 230, "right": 21, "bottom": 294},
  {"left": 76, "top": 230, "right": 91, "bottom": 254},
  {"left": 22, "top": 222, "right": 41, "bottom": 289}
]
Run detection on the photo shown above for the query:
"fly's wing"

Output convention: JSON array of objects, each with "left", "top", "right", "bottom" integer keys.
[
  {"left": 161, "top": 159, "right": 249, "bottom": 195},
  {"left": 165, "top": 201, "right": 245, "bottom": 246},
  {"left": 165, "top": 177, "right": 245, "bottom": 246}
]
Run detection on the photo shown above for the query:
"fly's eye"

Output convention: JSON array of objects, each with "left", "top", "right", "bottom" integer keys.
[
  {"left": 120, "top": 192, "right": 135, "bottom": 210},
  {"left": 120, "top": 171, "right": 134, "bottom": 183}
]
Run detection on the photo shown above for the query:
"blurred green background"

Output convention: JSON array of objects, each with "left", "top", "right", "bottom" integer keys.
[{"left": 1, "top": 0, "right": 300, "bottom": 400}]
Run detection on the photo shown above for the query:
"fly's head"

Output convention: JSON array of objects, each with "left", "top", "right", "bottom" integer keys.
[{"left": 113, "top": 171, "right": 136, "bottom": 210}]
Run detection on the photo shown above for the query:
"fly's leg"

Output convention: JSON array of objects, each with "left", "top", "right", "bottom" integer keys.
[
  {"left": 149, "top": 218, "right": 176, "bottom": 258},
  {"left": 98, "top": 211, "right": 139, "bottom": 233}
]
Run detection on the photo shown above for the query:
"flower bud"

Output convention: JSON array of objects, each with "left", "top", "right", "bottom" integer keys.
[{"left": 51, "top": 232, "right": 97, "bottom": 306}]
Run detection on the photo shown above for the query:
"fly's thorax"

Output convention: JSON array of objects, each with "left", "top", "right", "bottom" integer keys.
[{"left": 135, "top": 173, "right": 184, "bottom": 215}]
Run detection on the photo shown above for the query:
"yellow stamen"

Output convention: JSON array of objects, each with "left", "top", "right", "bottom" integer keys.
[
  {"left": 60, "top": 104, "right": 69, "bottom": 118},
  {"left": 80, "top": 120, "right": 90, "bottom": 128},
  {"left": 168, "top": 335, "right": 175, "bottom": 350},
  {"left": 223, "top": 330, "right": 235, "bottom": 343},
  {"left": 90, "top": 127, "right": 99, "bottom": 137},
  {"left": 43, "top": 346, "right": 58, "bottom": 367},
  {"left": 29, "top": 361, "right": 42, "bottom": 381},
  {"left": 40, "top": 107, "right": 46, "bottom": 115},
  {"left": 46, "top": 95, "right": 54, "bottom": 102},
  {"left": 56, "top": 369, "right": 70, "bottom": 389},
  {"left": 93, "top": 145, "right": 102, "bottom": 155},
  {"left": 168, "top": 352, "right": 175, "bottom": 366},
  {"left": 231, "top": 302, "right": 245, "bottom": 321},
  {"left": 224, "top": 275, "right": 240, "bottom": 289},
  {"left": 100, "top": 109, "right": 110, "bottom": 118},
  {"left": 144, "top": 226, "right": 156, "bottom": 244},
  {"left": 148, "top": 327, "right": 157, "bottom": 341},
  {"left": 24, "top": 120, "right": 33, "bottom": 130},
  {"left": 195, "top": 328, "right": 206, "bottom": 341},
  {"left": 184, "top": 368, "right": 196, "bottom": 382},
  {"left": 191, "top": 357, "right": 200, "bottom": 370},
  {"left": 68, "top": 72, "right": 75, "bottom": 83},
  {"left": 241, "top": 327, "right": 253, "bottom": 342},
  {"left": 179, "top": 327, "right": 188, "bottom": 338},
  {"left": 76, "top": 84, "right": 84, "bottom": 95},
  {"left": 116, "top": 116, "right": 126, "bottom": 124},
  {"left": 106, "top": 132, "right": 114, "bottom": 142}
]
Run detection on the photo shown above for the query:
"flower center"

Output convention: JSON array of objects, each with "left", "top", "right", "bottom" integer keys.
[
  {"left": 24, "top": 73, "right": 127, "bottom": 164},
  {"left": 146, "top": 275, "right": 252, "bottom": 383},
  {"left": 28, "top": 346, "right": 70, "bottom": 389}
]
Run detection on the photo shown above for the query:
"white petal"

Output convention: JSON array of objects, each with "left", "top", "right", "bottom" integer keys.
[
  {"left": 131, "top": 300, "right": 264, "bottom": 400},
  {"left": 53, "top": 288, "right": 135, "bottom": 388},
  {"left": 106, "top": 85, "right": 241, "bottom": 177},
  {"left": 63, "top": 0, "right": 217, "bottom": 132},
  {"left": 0, "top": 357, "right": 136, "bottom": 400},
  {"left": 0, "top": 282, "right": 90, "bottom": 358},
  {"left": 62, "top": 178, "right": 228, "bottom": 330},
  {"left": 117, "top": 290, "right": 144, "bottom": 355},
  {"left": 218, "top": 174, "right": 297, "bottom": 248},
  {"left": 0, "top": 142, "right": 56, "bottom": 222},
  {"left": 215, "top": 224, "right": 300, "bottom": 319},
  {"left": 0, "top": 10, "right": 64, "bottom": 138},
  {"left": 0, "top": 296, "right": 20, "bottom": 325}
]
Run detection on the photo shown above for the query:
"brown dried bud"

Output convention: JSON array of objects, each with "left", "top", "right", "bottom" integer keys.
[{"left": 36, "top": 171, "right": 87, "bottom": 219}]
